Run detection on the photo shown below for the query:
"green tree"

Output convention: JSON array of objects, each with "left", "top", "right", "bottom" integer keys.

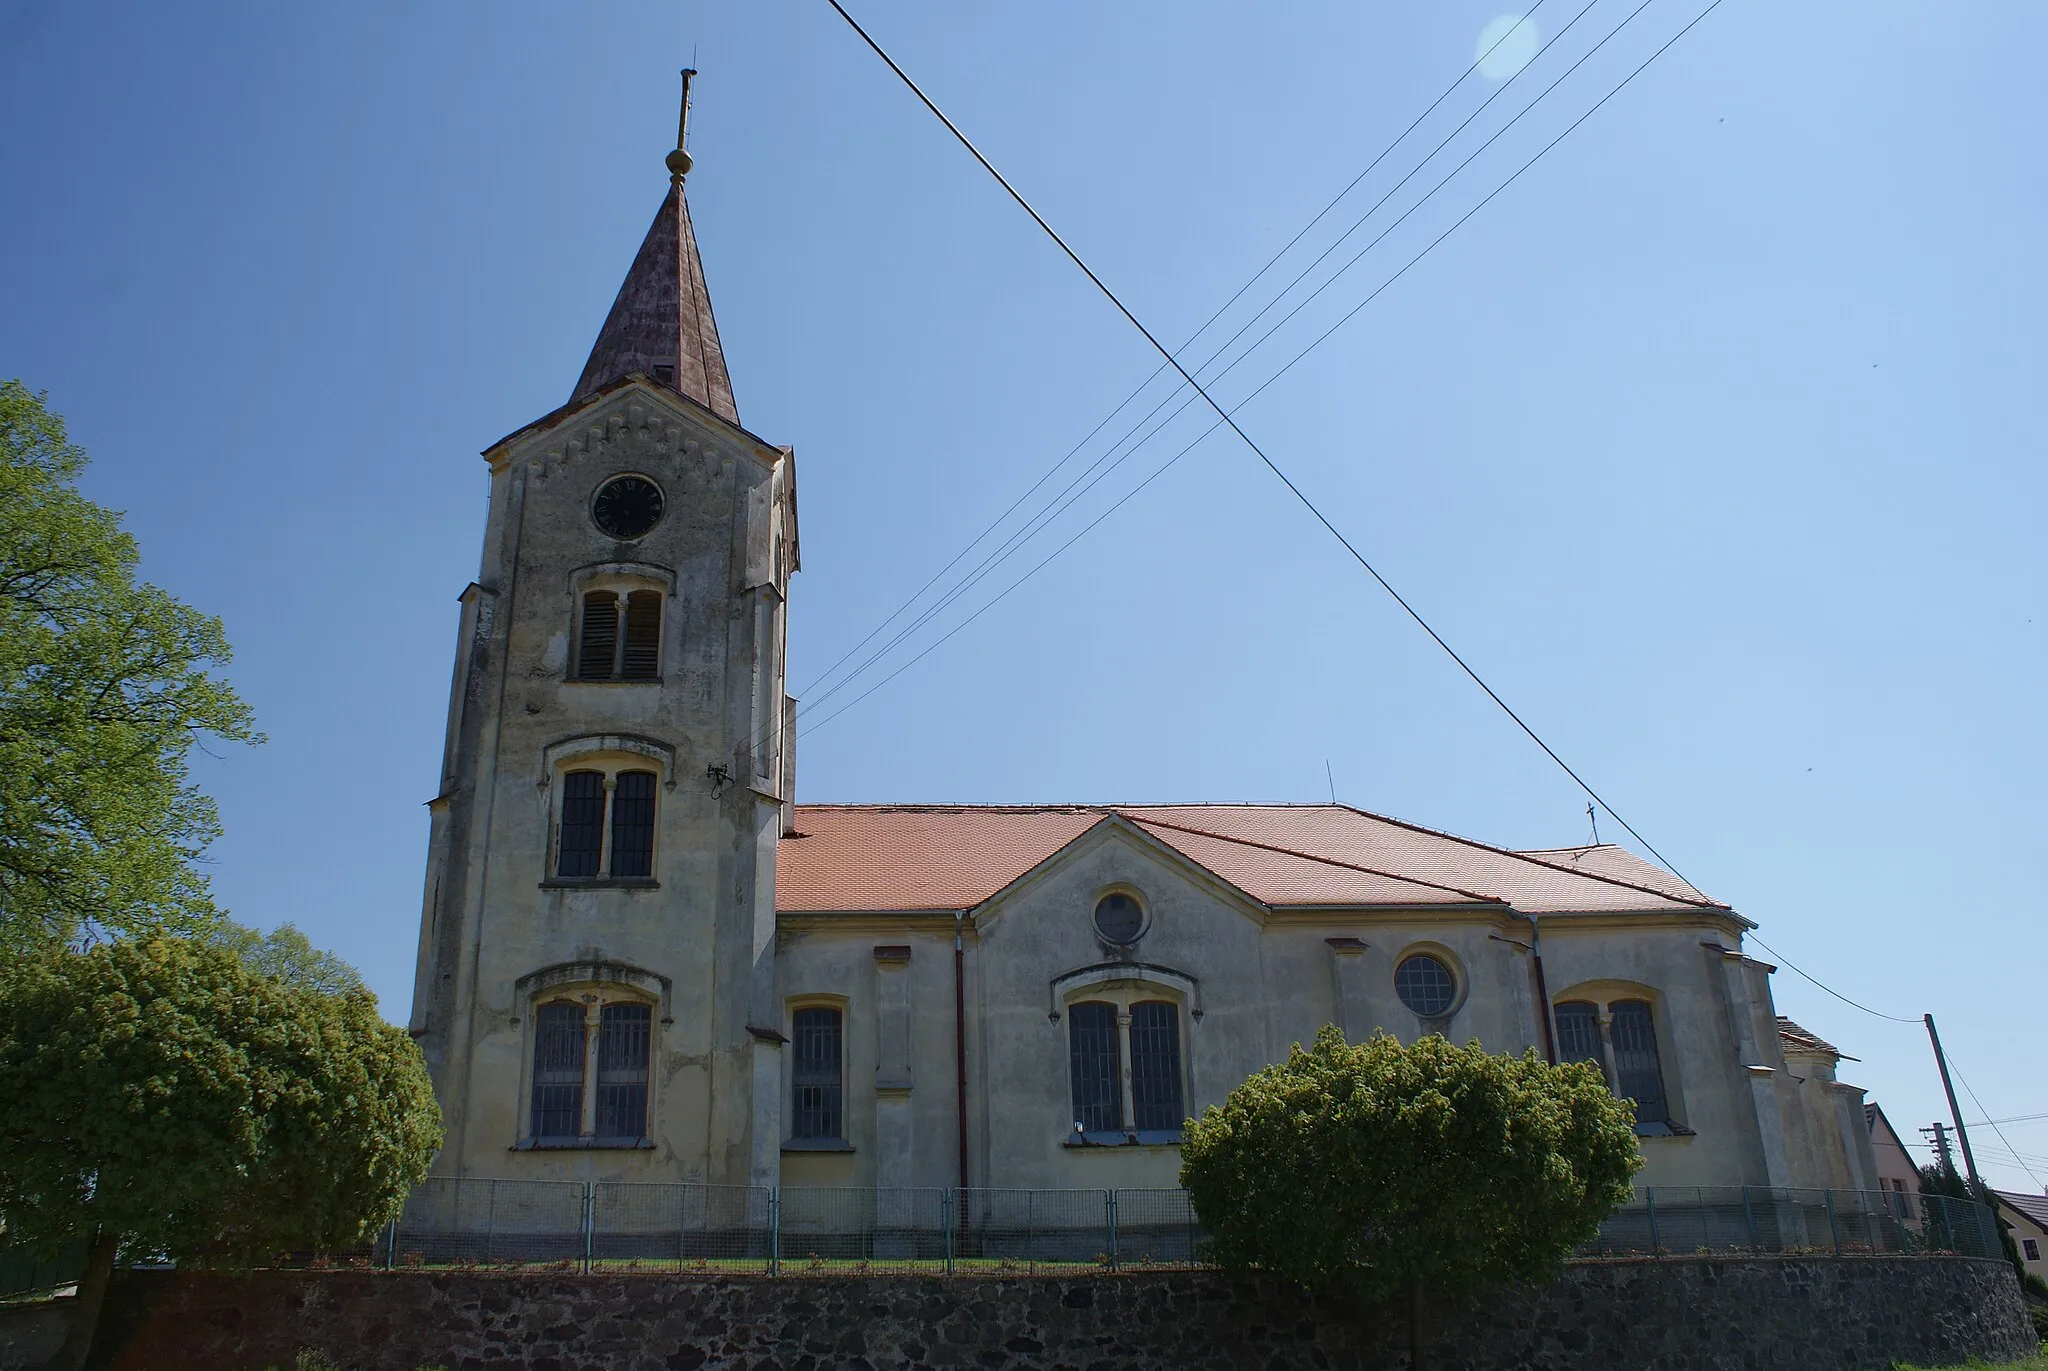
[
  {"left": 0, "top": 380, "right": 259, "bottom": 951},
  {"left": 1920, "top": 1160, "right": 2027, "bottom": 1277},
  {"left": 1180, "top": 1027, "right": 1642, "bottom": 1368},
  {"left": 0, "top": 936, "right": 442, "bottom": 1370}
]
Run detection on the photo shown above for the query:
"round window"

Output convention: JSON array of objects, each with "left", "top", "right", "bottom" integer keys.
[
  {"left": 1093, "top": 892, "right": 1144, "bottom": 944},
  {"left": 592, "top": 474, "right": 665, "bottom": 540},
  {"left": 1394, "top": 953, "right": 1456, "bottom": 1017}
]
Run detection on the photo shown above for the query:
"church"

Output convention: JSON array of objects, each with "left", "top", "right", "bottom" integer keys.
[{"left": 405, "top": 91, "right": 1880, "bottom": 1202}]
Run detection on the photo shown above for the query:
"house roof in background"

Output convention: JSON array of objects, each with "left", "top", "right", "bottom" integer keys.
[
  {"left": 776, "top": 803, "right": 1726, "bottom": 915},
  {"left": 1995, "top": 1190, "right": 2048, "bottom": 1233}
]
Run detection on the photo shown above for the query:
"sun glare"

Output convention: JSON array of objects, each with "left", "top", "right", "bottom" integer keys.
[{"left": 1476, "top": 13, "right": 1540, "bottom": 81}]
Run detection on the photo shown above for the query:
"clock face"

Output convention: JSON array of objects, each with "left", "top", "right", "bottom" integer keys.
[{"left": 592, "top": 475, "right": 664, "bottom": 540}]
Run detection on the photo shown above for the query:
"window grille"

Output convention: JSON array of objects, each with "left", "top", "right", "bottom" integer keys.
[
  {"left": 1609, "top": 999, "right": 1671, "bottom": 1125},
  {"left": 1554, "top": 1000, "right": 1603, "bottom": 1073},
  {"left": 557, "top": 771, "right": 606, "bottom": 878},
  {"left": 1129, "top": 1001, "right": 1184, "bottom": 1133},
  {"left": 621, "top": 590, "right": 661, "bottom": 679},
  {"left": 595, "top": 1003, "right": 651, "bottom": 1139},
  {"left": 1394, "top": 953, "right": 1456, "bottom": 1016},
  {"left": 791, "top": 1007, "right": 843, "bottom": 1140},
  {"left": 530, "top": 1002, "right": 586, "bottom": 1139},
  {"left": 577, "top": 592, "right": 619, "bottom": 680},
  {"left": 1068, "top": 1001, "right": 1121, "bottom": 1134},
  {"left": 608, "top": 771, "right": 657, "bottom": 879}
]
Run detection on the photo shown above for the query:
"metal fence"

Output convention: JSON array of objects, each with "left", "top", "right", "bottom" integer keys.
[
  {"left": 368, "top": 1181, "right": 2005, "bottom": 1275},
  {"left": 0, "top": 1240, "right": 86, "bottom": 1300}
]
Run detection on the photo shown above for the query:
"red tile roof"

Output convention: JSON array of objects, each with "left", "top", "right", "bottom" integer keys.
[{"left": 776, "top": 804, "right": 1725, "bottom": 916}]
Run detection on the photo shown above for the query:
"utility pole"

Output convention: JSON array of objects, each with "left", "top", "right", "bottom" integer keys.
[
  {"left": 1923, "top": 1014, "right": 1981, "bottom": 1188},
  {"left": 1920, "top": 1121, "right": 1954, "bottom": 1176}
]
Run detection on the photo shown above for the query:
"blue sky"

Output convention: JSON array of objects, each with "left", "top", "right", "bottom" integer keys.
[{"left": 3, "top": 2, "right": 2041, "bottom": 1187}]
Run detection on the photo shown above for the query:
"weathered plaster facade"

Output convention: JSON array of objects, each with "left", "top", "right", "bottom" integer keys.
[{"left": 409, "top": 104, "right": 1876, "bottom": 1199}]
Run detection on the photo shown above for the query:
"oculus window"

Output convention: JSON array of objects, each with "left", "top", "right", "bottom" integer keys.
[
  {"left": 1394, "top": 953, "right": 1457, "bottom": 1017},
  {"left": 1093, "top": 892, "right": 1144, "bottom": 944}
]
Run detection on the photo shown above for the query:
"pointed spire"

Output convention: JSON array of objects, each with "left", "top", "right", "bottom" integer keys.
[{"left": 571, "top": 69, "right": 739, "bottom": 424}]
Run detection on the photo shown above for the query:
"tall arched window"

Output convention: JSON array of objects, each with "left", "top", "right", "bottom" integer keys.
[
  {"left": 557, "top": 772, "right": 607, "bottom": 878},
  {"left": 791, "top": 1006, "right": 844, "bottom": 1141},
  {"left": 1554, "top": 1000, "right": 1603, "bottom": 1072},
  {"left": 1608, "top": 1000, "right": 1671, "bottom": 1127},
  {"left": 530, "top": 1002, "right": 586, "bottom": 1141},
  {"left": 1068, "top": 1001, "right": 1121, "bottom": 1137},
  {"left": 1129, "top": 1001, "right": 1185, "bottom": 1133},
  {"left": 596, "top": 1003, "right": 651, "bottom": 1138}
]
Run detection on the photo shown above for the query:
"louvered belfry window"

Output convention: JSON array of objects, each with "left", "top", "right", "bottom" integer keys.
[
  {"left": 791, "top": 1007, "right": 844, "bottom": 1140},
  {"left": 1554, "top": 1001, "right": 1604, "bottom": 1075},
  {"left": 557, "top": 771, "right": 606, "bottom": 878},
  {"left": 595, "top": 1003, "right": 651, "bottom": 1139},
  {"left": 1068, "top": 1001, "right": 1121, "bottom": 1135},
  {"left": 1129, "top": 1001, "right": 1184, "bottom": 1133},
  {"left": 608, "top": 771, "right": 657, "bottom": 879},
  {"left": 576, "top": 592, "right": 619, "bottom": 680},
  {"left": 576, "top": 589, "right": 661, "bottom": 680},
  {"left": 530, "top": 1002, "right": 586, "bottom": 1139},
  {"left": 1609, "top": 1000, "right": 1671, "bottom": 1125},
  {"left": 621, "top": 590, "right": 661, "bottom": 679}
]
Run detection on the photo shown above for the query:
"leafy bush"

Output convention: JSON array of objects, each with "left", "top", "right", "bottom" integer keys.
[{"left": 1181, "top": 1027, "right": 1641, "bottom": 1365}]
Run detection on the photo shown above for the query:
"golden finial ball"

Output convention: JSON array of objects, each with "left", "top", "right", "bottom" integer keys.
[{"left": 666, "top": 147, "right": 693, "bottom": 179}]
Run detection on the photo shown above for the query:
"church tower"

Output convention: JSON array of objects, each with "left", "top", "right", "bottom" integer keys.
[{"left": 408, "top": 75, "right": 796, "bottom": 1189}]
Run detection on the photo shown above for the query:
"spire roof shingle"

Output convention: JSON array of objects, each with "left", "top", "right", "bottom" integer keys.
[{"left": 571, "top": 178, "right": 739, "bottom": 425}]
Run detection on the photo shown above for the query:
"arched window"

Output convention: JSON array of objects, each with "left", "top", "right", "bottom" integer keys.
[
  {"left": 548, "top": 764, "right": 660, "bottom": 884},
  {"left": 1609, "top": 1000, "right": 1671, "bottom": 1127},
  {"left": 608, "top": 771, "right": 657, "bottom": 879},
  {"left": 1549, "top": 990, "right": 1681, "bottom": 1136},
  {"left": 526, "top": 996, "right": 654, "bottom": 1145},
  {"left": 575, "top": 588, "right": 661, "bottom": 681},
  {"left": 530, "top": 1001, "right": 586, "bottom": 1141},
  {"left": 557, "top": 772, "right": 606, "bottom": 878},
  {"left": 1068, "top": 1001, "right": 1121, "bottom": 1137},
  {"left": 1554, "top": 1000, "right": 1603, "bottom": 1072},
  {"left": 791, "top": 1006, "right": 844, "bottom": 1141},
  {"left": 595, "top": 1003, "right": 651, "bottom": 1138},
  {"left": 1129, "top": 1001, "right": 1185, "bottom": 1133}
]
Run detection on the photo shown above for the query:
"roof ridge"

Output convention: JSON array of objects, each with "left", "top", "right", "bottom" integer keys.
[
  {"left": 1319, "top": 804, "right": 1722, "bottom": 909},
  {"left": 1121, "top": 814, "right": 1506, "bottom": 905}
]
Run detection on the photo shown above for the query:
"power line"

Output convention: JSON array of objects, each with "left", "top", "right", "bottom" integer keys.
[
  {"left": 1739, "top": 933, "right": 1920, "bottom": 1025},
  {"left": 787, "top": 0, "right": 1569, "bottom": 720},
  {"left": 764, "top": 0, "right": 1646, "bottom": 758},
  {"left": 1949, "top": 1058, "right": 2044, "bottom": 1190},
  {"left": 824, "top": 0, "right": 1726, "bottom": 886},
  {"left": 1970, "top": 1111, "right": 2048, "bottom": 1129},
  {"left": 801, "top": 1, "right": 1713, "bottom": 736}
]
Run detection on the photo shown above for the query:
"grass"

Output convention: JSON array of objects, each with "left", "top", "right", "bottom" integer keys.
[{"left": 1893, "top": 1358, "right": 2048, "bottom": 1371}]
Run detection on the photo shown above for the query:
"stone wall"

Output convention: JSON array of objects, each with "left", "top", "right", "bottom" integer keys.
[{"left": 88, "top": 1257, "right": 2035, "bottom": 1371}]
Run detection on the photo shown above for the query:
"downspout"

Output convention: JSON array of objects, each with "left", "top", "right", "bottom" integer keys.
[
  {"left": 1529, "top": 915, "right": 1556, "bottom": 1064},
  {"left": 954, "top": 910, "right": 969, "bottom": 1190}
]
